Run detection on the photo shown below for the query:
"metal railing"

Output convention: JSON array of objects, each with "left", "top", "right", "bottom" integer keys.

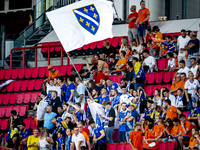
[{"left": 10, "top": 44, "right": 70, "bottom": 69}]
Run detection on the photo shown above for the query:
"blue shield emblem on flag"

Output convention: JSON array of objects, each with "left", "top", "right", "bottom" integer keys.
[{"left": 73, "top": 4, "right": 100, "bottom": 35}]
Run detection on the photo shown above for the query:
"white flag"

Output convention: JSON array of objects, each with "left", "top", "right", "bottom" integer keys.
[{"left": 46, "top": 0, "right": 113, "bottom": 52}]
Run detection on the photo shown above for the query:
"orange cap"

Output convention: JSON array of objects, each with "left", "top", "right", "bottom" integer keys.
[{"left": 48, "top": 64, "right": 54, "bottom": 70}]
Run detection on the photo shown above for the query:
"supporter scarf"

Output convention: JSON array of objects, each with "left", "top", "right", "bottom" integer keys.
[{"left": 104, "top": 107, "right": 111, "bottom": 127}]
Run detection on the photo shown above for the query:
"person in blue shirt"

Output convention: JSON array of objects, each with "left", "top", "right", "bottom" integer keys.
[
  {"left": 44, "top": 105, "right": 57, "bottom": 133},
  {"left": 65, "top": 129, "right": 72, "bottom": 150},
  {"left": 137, "top": 86, "right": 148, "bottom": 113},
  {"left": 110, "top": 89, "right": 120, "bottom": 109},
  {"left": 163, "top": 35, "right": 176, "bottom": 52},
  {"left": 144, "top": 100, "right": 154, "bottom": 119},
  {"left": 65, "top": 76, "right": 75, "bottom": 103},
  {"left": 106, "top": 78, "right": 122, "bottom": 95},
  {"left": 19, "top": 122, "right": 32, "bottom": 150},
  {"left": 96, "top": 88, "right": 110, "bottom": 104},
  {"left": 123, "top": 102, "right": 139, "bottom": 143},
  {"left": 89, "top": 120, "right": 107, "bottom": 150},
  {"left": 118, "top": 102, "right": 128, "bottom": 143},
  {"left": 56, "top": 131, "right": 65, "bottom": 150}
]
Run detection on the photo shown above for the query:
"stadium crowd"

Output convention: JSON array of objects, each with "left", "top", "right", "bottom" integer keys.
[{"left": 3, "top": 1, "right": 200, "bottom": 150}]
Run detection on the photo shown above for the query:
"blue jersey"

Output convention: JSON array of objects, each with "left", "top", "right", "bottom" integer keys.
[
  {"left": 144, "top": 109, "right": 154, "bottom": 119},
  {"left": 65, "top": 135, "right": 72, "bottom": 150},
  {"left": 125, "top": 110, "right": 139, "bottom": 131},
  {"left": 61, "top": 84, "right": 67, "bottom": 103},
  {"left": 21, "top": 129, "right": 32, "bottom": 150},
  {"left": 107, "top": 82, "right": 122, "bottom": 95},
  {"left": 139, "top": 89, "right": 148, "bottom": 102},
  {"left": 163, "top": 40, "right": 176, "bottom": 52},
  {"left": 119, "top": 110, "right": 128, "bottom": 131},
  {"left": 94, "top": 125, "right": 106, "bottom": 144},
  {"left": 75, "top": 110, "right": 84, "bottom": 121},
  {"left": 56, "top": 137, "right": 65, "bottom": 150},
  {"left": 111, "top": 95, "right": 120, "bottom": 108},
  {"left": 65, "top": 83, "right": 75, "bottom": 103},
  {"left": 97, "top": 95, "right": 109, "bottom": 104}
]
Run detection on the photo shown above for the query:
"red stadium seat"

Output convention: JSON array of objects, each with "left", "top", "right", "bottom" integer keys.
[
  {"left": 171, "top": 71, "right": 177, "bottom": 80},
  {"left": 14, "top": 81, "right": 21, "bottom": 92},
  {"left": 107, "top": 143, "right": 117, "bottom": 150},
  {"left": 10, "top": 93, "right": 16, "bottom": 104},
  {"left": 12, "top": 106, "right": 19, "bottom": 115},
  {"left": 144, "top": 85, "right": 153, "bottom": 97},
  {"left": 163, "top": 71, "right": 171, "bottom": 83},
  {"left": 161, "top": 84, "right": 171, "bottom": 90},
  {"left": 155, "top": 72, "right": 163, "bottom": 83},
  {"left": 153, "top": 85, "right": 162, "bottom": 96},
  {"left": 19, "top": 105, "right": 27, "bottom": 116},
  {"left": 30, "top": 118, "right": 37, "bottom": 129},
  {"left": 32, "top": 68, "right": 39, "bottom": 78},
  {"left": 11, "top": 69, "right": 18, "bottom": 79},
  {"left": 1, "top": 119, "right": 8, "bottom": 130},
  {"left": 4, "top": 69, "right": 11, "bottom": 80},
  {"left": 106, "top": 75, "right": 116, "bottom": 82},
  {"left": 0, "top": 107, "right": 5, "bottom": 118},
  {"left": 54, "top": 66, "right": 60, "bottom": 72},
  {"left": 106, "top": 38, "right": 112, "bottom": 45},
  {"left": 3, "top": 94, "right": 10, "bottom": 105},
  {"left": 25, "top": 68, "right": 32, "bottom": 79},
  {"left": 31, "top": 92, "right": 38, "bottom": 103},
  {"left": 157, "top": 59, "right": 167, "bottom": 71},
  {"left": 24, "top": 93, "right": 30, "bottom": 103},
  {"left": 0, "top": 94, "right": 2, "bottom": 105},
  {"left": 6, "top": 81, "right": 14, "bottom": 92},
  {"left": 116, "top": 75, "right": 123, "bottom": 83},
  {"left": 146, "top": 73, "right": 155, "bottom": 84},
  {"left": 112, "top": 129, "right": 119, "bottom": 141},
  {"left": 16, "top": 93, "right": 24, "bottom": 104},
  {"left": 5, "top": 106, "right": 13, "bottom": 117},
  {"left": 124, "top": 143, "right": 132, "bottom": 150},
  {"left": 116, "top": 143, "right": 124, "bottom": 150},
  {"left": 49, "top": 42, "right": 55, "bottom": 52},
  {"left": 90, "top": 42, "right": 97, "bottom": 49},
  {"left": 111, "top": 37, "right": 120, "bottom": 47},
  {"left": 41, "top": 43, "right": 48, "bottom": 53},
  {"left": 0, "top": 70, "right": 4, "bottom": 80},
  {"left": 27, "top": 80, "right": 34, "bottom": 91},
  {"left": 55, "top": 42, "right": 62, "bottom": 52},
  {"left": 83, "top": 44, "right": 90, "bottom": 50},
  {"left": 35, "top": 80, "right": 42, "bottom": 90},
  {"left": 21, "top": 80, "right": 28, "bottom": 91},
  {"left": 183, "top": 111, "right": 189, "bottom": 119},
  {"left": 97, "top": 40, "right": 104, "bottom": 49},
  {"left": 23, "top": 118, "right": 31, "bottom": 129},
  {"left": 39, "top": 67, "right": 47, "bottom": 78},
  {"left": 75, "top": 64, "right": 84, "bottom": 71},
  {"left": 60, "top": 66, "right": 67, "bottom": 76},
  {"left": 157, "top": 142, "right": 166, "bottom": 150},
  {"left": 18, "top": 69, "right": 25, "bottom": 79}
]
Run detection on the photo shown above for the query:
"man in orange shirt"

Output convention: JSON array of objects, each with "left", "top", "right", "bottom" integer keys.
[
  {"left": 129, "top": 122, "right": 143, "bottom": 150},
  {"left": 135, "top": 1, "right": 150, "bottom": 44},
  {"left": 126, "top": 5, "right": 138, "bottom": 47},
  {"left": 164, "top": 99, "right": 182, "bottom": 121},
  {"left": 48, "top": 64, "right": 61, "bottom": 80},
  {"left": 143, "top": 124, "right": 157, "bottom": 150},
  {"left": 178, "top": 114, "right": 193, "bottom": 149},
  {"left": 170, "top": 73, "right": 185, "bottom": 95},
  {"left": 113, "top": 51, "right": 127, "bottom": 75}
]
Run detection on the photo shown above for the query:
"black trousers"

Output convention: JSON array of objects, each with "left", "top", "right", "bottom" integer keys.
[{"left": 93, "top": 142, "right": 107, "bottom": 150}]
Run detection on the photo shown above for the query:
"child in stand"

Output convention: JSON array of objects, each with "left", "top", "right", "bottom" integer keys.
[
  {"left": 148, "top": 39, "right": 157, "bottom": 58},
  {"left": 173, "top": 51, "right": 179, "bottom": 70},
  {"left": 56, "top": 131, "right": 64, "bottom": 150},
  {"left": 164, "top": 52, "right": 176, "bottom": 71},
  {"left": 125, "top": 45, "right": 132, "bottom": 60},
  {"left": 159, "top": 43, "right": 167, "bottom": 58},
  {"left": 65, "top": 129, "right": 72, "bottom": 150},
  {"left": 175, "top": 88, "right": 186, "bottom": 111}
]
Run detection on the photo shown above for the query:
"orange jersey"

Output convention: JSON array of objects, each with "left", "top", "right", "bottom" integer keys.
[
  {"left": 143, "top": 130, "right": 157, "bottom": 150},
  {"left": 170, "top": 125, "right": 181, "bottom": 136},
  {"left": 154, "top": 124, "right": 165, "bottom": 137},
  {"left": 175, "top": 58, "right": 178, "bottom": 67},
  {"left": 49, "top": 70, "right": 60, "bottom": 80},
  {"left": 166, "top": 106, "right": 178, "bottom": 120},
  {"left": 180, "top": 121, "right": 193, "bottom": 137},
  {"left": 144, "top": 125, "right": 149, "bottom": 131},
  {"left": 129, "top": 130, "right": 143, "bottom": 150},
  {"left": 189, "top": 137, "right": 198, "bottom": 148},
  {"left": 138, "top": 8, "right": 150, "bottom": 25},
  {"left": 170, "top": 81, "right": 185, "bottom": 95},
  {"left": 126, "top": 50, "right": 132, "bottom": 58},
  {"left": 116, "top": 58, "right": 128, "bottom": 71}
]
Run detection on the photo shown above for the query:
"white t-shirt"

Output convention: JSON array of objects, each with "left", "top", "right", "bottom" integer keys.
[
  {"left": 46, "top": 84, "right": 61, "bottom": 98},
  {"left": 165, "top": 94, "right": 176, "bottom": 107},
  {"left": 178, "top": 66, "right": 190, "bottom": 77},
  {"left": 144, "top": 56, "right": 157, "bottom": 69},
  {"left": 190, "top": 65, "right": 198, "bottom": 77},
  {"left": 72, "top": 133, "right": 86, "bottom": 150},
  {"left": 119, "top": 44, "right": 126, "bottom": 53},
  {"left": 61, "top": 111, "right": 73, "bottom": 120},
  {"left": 132, "top": 45, "right": 142, "bottom": 53},
  {"left": 152, "top": 97, "right": 162, "bottom": 106},
  {"left": 74, "top": 83, "right": 85, "bottom": 103},
  {"left": 168, "top": 58, "right": 176, "bottom": 68},
  {"left": 176, "top": 95, "right": 183, "bottom": 108},
  {"left": 120, "top": 93, "right": 133, "bottom": 104},
  {"left": 177, "top": 35, "right": 191, "bottom": 56},
  {"left": 184, "top": 79, "right": 200, "bottom": 94}
]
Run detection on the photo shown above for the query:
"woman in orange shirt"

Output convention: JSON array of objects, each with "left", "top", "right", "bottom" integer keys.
[
  {"left": 154, "top": 116, "right": 165, "bottom": 141},
  {"left": 189, "top": 127, "right": 199, "bottom": 149},
  {"left": 125, "top": 45, "right": 132, "bottom": 59},
  {"left": 143, "top": 124, "right": 157, "bottom": 150}
]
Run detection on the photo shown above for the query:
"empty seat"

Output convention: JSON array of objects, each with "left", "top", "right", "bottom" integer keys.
[
  {"left": 144, "top": 85, "right": 153, "bottom": 97},
  {"left": 11, "top": 69, "right": 18, "bottom": 79},
  {"left": 146, "top": 73, "right": 155, "bottom": 84},
  {"left": 97, "top": 40, "right": 104, "bottom": 49},
  {"left": 1, "top": 119, "right": 8, "bottom": 130},
  {"left": 90, "top": 42, "right": 97, "bottom": 49},
  {"left": 161, "top": 84, "right": 171, "bottom": 90},
  {"left": 31, "top": 92, "right": 38, "bottom": 103},
  {"left": 27, "top": 80, "right": 34, "bottom": 91},
  {"left": 16, "top": 93, "right": 24, "bottom": 104},
  {"left": 155, "top": 72, "right": 163, "bottom": 83},
  {"left": 116, "top": 75, "right": 123, "bottom": 83},
  {"left": 25, "top": 68, "right": 32, "bottom": 79},
  {"left": 14, "top": 81, "right": 21, "bottom": 92},
  {"left": 3, "top": 94, "right": 10, "bottom": 105},
  {"left": 41, "top": 43, "right": 48, "bottom": 53},
  {"left": 30, "top": 118, "right": 37, "bottom": 129},
  {"left": 38, "top": 67, "right": 47, "bottom": 78},
  {"left": 23, "top": 118, "right": 31, "bottom": 129},
  {"left": 21, "top": 80, "right": 28, "bottom": 91},
  {"left": 19, "top": 105, "right": 27, "bottom": 116},
  {"left": 54, "top": 66, "right": 60, "bottom": 72},
  {"left": 18, "top": 69, "right": 25, "bottom": 79},
  {"left": 0, "top": 107, "right": 5, "bottom": 117},
  {"left": 106, "top": 144, "right": 117, "bottom": 150},
  {"left": 12, "top": 106, "right": 19, "bottom": 115},
  {"left": 111, "top": 37, "right": 120, "bottom": 47},
  {"left": 106, "top": 75, "right": 116, "bottom": 82},
  {"left": 49, "top": 42, "right": 55, "bottom": 52},
  {"left": 116, "top": 143, "right": 124, "bottom": 150},
  {"left": 0, "top": 70, "right": 4, "bottom": 80},
  {"left": 4, "top": 69, "right": 11, "bottom": 80},
  {"left": 60, "top": 66, "right": 67, "bottom": 76},
  {"left": 55, "top": 42, "right": 62, "bottom": 52},
  {"left": 163, "top": 71, "right": 171, "bottom": 83},
  {"left": 35, "top": 80, "right": 42, "bottom": 90},
  {"left": 171, "top": 71, "right": 177, "bottom": 80},
  {"left": 6, "top": 81, "right": 14, "bottom": 92},
  {"left": 10, "top": 93, "right": 16, "bottom": 104},
  {"left": 5, "top": 106, "right": 13, "bottom": 117},
  {"left": 24, "top": 93, "right": 30, "bottom": 103},
  {"left": 32, "top": 68, "right": 38, "bottom": 78},
  {"left": 0, "top": 94, "right": 2, "bottom": 105},
  {"left": 157, "top": 59, "right": 167, "bottom": 71}
]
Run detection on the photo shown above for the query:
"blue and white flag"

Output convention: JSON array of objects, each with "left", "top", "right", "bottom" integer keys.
[
  {"left": 46, "top": 0, "right": 113, "bottom": 52},
  {"left": 0, "top": 80, "right": 14, "bottom": 90}
]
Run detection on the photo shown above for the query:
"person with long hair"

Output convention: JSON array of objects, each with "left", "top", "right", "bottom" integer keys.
[
  {"left": 119, "top": 37, "right": 128, "bottom": 53},
  {"left": 27, "top": 128, "right": 39, "bottom": 150},
  {"left": 4, "top": 134, "right": 20, "bottom": 150},
  {"left": 154, "top": 116, "right": 165, "bottom": 141},
  {"left": 188, "top": 127, "right": 199, "bottom": 149},
  {"left": 38, "top": 128, "right": 54, "bottom": 150},
  {"left": 152, "top": 89, "right": 162, "bottom": 107}
]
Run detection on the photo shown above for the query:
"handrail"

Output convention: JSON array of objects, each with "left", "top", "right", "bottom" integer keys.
[{"left": 10, "top": 43, "right": 70, "bottom": 69}]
